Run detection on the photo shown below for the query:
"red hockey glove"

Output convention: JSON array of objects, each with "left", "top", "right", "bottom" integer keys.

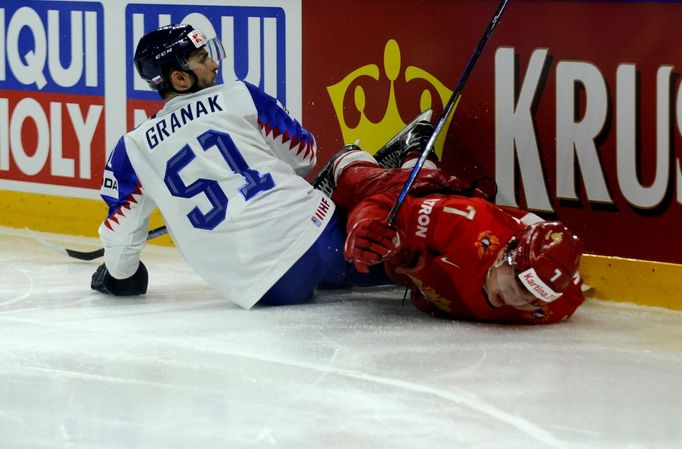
[{"left": 344, "top": 218, "right": 399, "bottom": 273}]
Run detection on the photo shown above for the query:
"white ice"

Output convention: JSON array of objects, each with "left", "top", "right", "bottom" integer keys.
[{"left": 0, "top": 226, "right": 681, "bottom": 449}]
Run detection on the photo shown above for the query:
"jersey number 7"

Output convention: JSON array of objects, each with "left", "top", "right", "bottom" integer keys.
[{"left": 164, "top": 129, "right": 275, "bottom": 230}]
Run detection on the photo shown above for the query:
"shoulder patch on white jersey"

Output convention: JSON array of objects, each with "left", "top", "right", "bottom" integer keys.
[{"left": 101, "top": 169, "right": 119, "bottom": 198}]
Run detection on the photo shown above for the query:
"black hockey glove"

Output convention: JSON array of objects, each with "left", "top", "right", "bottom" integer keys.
[{"left": 91, "top": 262, "right": 148, "bottom": 296}]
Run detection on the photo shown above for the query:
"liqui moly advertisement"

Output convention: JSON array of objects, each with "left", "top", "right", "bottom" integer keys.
[
  {"left": 0, "top": 1, "right": 105, "bottom": 196},
  {"left": 125, "top": 2, "right": 300, "bottom": 129},
  {"left": 0, "top": 0, "right": 300, "bottom": 199}
]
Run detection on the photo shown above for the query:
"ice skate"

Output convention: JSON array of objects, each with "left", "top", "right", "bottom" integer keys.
[{"left": 373, "top": 110, "right": 436, "bottom": 169}]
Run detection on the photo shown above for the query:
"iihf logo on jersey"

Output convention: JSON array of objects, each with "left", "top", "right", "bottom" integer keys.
[
  {"left": 311, "top": 197, "right": 331, "bottom": 226},
  {"left": 125, "top": 4, "right": 294, "bottom": 130}
]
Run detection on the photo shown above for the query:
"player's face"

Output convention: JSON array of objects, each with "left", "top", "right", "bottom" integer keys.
[
  {"left": 187, "top": 48, "right": 219, "bottom": 88},
  {"left": 484, "top": 243, "right": 538, "bottom": 311}
]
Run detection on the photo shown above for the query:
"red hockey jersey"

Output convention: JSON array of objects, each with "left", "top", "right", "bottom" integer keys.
[{"left": 333, "top": 165, "right": 585, "bottom": 324}]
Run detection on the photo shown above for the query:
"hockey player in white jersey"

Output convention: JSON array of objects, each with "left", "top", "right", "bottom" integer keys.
[{"left": 91, "top": 24, "right": 388, "bottom": 307}]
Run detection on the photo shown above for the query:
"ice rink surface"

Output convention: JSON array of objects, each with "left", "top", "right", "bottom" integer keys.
[{"left": 1, "top": 227, "right": 681, "bottom": 449}]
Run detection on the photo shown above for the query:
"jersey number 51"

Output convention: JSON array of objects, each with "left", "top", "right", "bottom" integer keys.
[{"left": 164, "top": 129, "right": 275, "bottom": 230}]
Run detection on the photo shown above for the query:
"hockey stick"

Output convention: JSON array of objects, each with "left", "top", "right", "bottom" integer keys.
[
  {"left": 387, "top": 0, "right": 510, "bottom": 224},
  {"left": 25, "top": 225, "right": 169, "bottom": 261}
]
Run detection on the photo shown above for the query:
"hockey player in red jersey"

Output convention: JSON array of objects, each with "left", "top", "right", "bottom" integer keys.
[{"left": 314, "top": 119, "right": 585, "bottom": 324}]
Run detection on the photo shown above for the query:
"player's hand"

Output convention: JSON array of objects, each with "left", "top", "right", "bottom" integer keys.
[
  {"left": 91, "top": 262, "right": 148, "bottom": 296},
  {"left": 344, "top": 218, "right": 399, "bottom": 273}
]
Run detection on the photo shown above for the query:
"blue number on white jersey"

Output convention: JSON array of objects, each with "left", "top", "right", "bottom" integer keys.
[{"left": 164, "top": 129, "right": 275, "bottom": 230}]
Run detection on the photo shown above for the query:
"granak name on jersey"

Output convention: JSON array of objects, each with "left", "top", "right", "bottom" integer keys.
[
  {"left": 101, "top": 170, "right": 119, "bottom": 197},
  {"left": 145, "top": 95, "right": 224, "bottom": 150}
]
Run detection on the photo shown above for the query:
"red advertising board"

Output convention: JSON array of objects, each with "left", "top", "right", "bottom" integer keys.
[
  {"left": 0, "top": 90, "right": 105, "bottom": 189},
  {"left": 303, "top": 0, "right": 682, "bottom": 264},
  {"left": 0, "top": 1, "right": 105, "bottom": 196}
]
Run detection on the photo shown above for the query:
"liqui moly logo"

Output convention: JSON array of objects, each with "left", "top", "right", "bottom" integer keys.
[
  {"left": 0, "top": 2, "right": 105, "bottom": 197},
  {"left": 0, "top": 3, "right": 103, "bottom": 92},
  {"left": 126, "top": 3, "right": 298, "bottom": 127},
  {"left": 517, "top": 267, "right": 563, "bottom": 303}
]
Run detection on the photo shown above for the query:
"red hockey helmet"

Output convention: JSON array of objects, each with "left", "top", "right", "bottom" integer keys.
[{"left": 510, "top": 221, "right": 583, "bottom": 303}]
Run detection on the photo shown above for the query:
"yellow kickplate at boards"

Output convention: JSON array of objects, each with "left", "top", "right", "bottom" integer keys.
[
  {"left": 581, "top": 254, "right": 682, "bottom": 311},
  {"left": 3, "top": 191, "right": 680, "bottom": 309},
  {"left": 0, "top": 190, "right": 172, "bottom": 246}
]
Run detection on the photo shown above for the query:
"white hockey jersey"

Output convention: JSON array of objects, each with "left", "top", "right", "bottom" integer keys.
[{"left": 98, "top": 81, "right": 335, "bottom": 308}]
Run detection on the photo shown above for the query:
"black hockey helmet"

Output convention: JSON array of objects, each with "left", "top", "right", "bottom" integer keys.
[{"left": 134, "top": 24, "right": 225, "bottom": 91}]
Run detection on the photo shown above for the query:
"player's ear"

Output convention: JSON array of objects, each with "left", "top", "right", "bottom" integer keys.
[{"left": 169, "top": 69, "right": 192, "bottom": 91}]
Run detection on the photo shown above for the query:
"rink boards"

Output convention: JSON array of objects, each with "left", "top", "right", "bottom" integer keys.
[{"left": 2, "top": 1, "right": 682, "bottom": 309}]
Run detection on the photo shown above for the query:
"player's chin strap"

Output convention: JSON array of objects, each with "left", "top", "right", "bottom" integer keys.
[{"left": 386, "top": 0, "right": 510, "bottom": 225}]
